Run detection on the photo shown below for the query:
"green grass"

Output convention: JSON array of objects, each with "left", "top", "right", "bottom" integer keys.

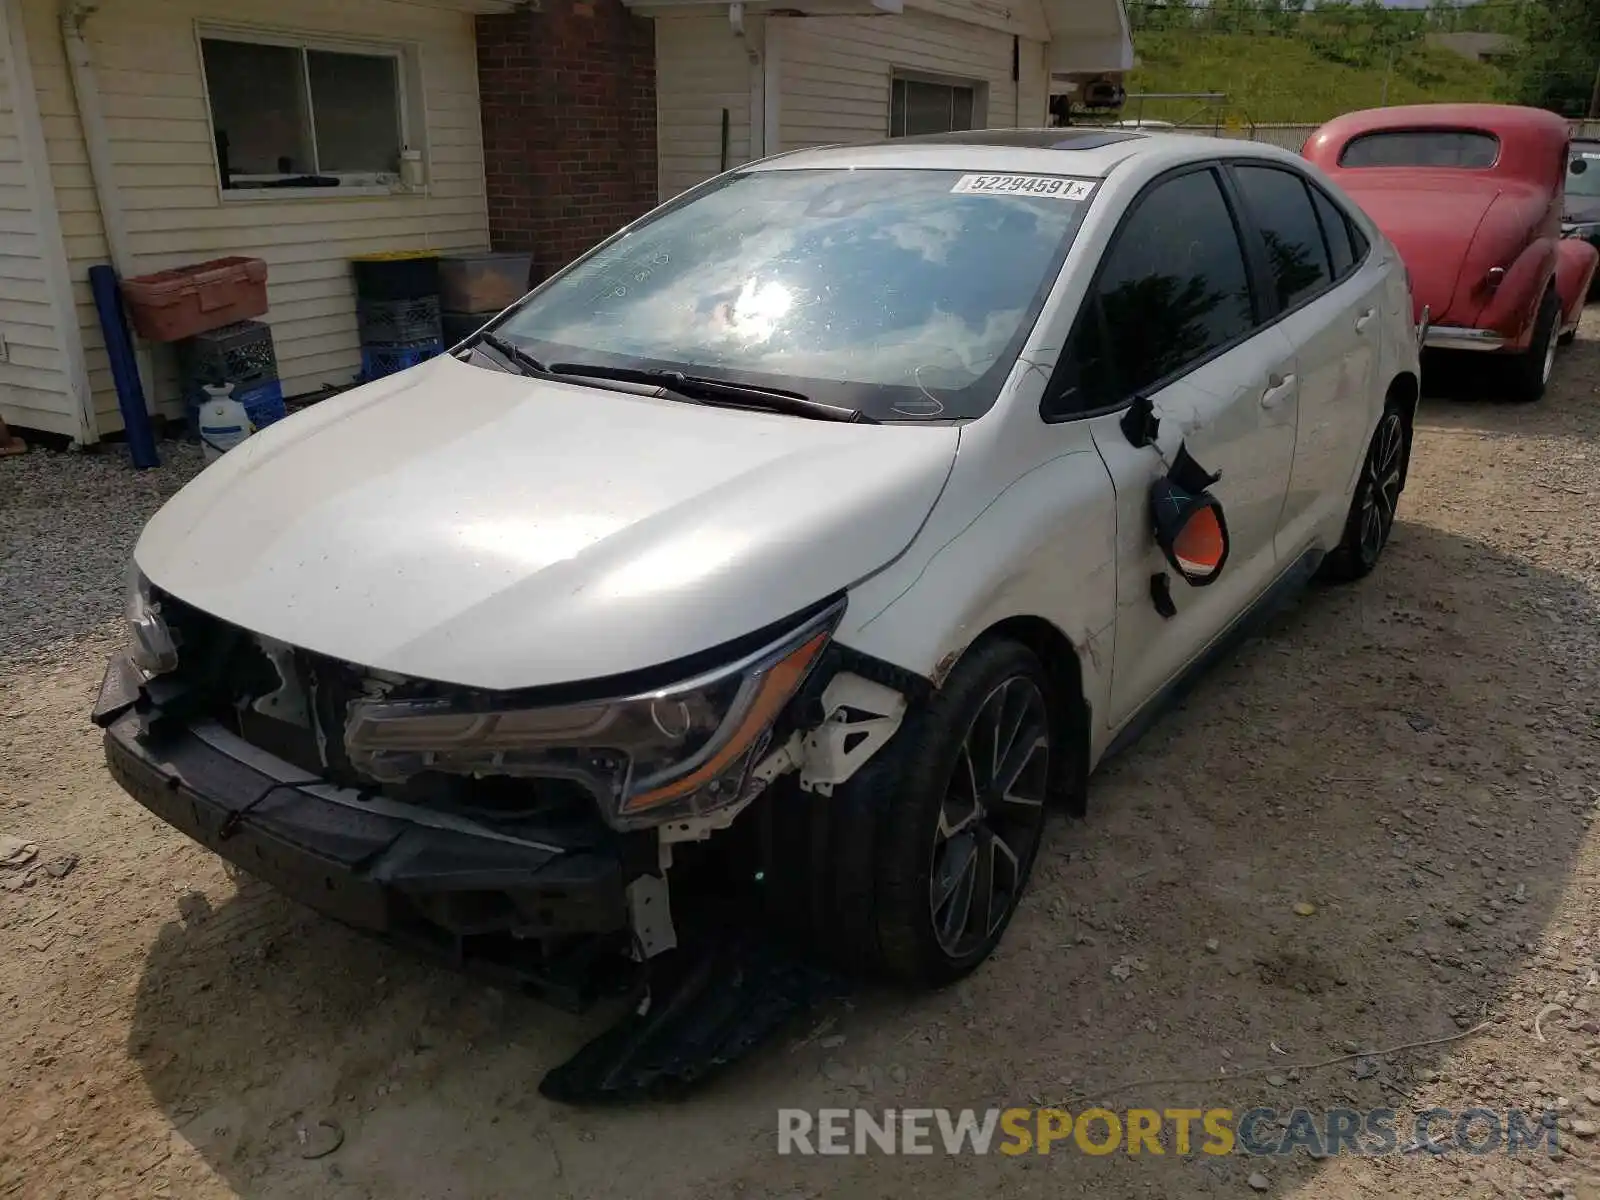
[{"left": 1123, "top": 33, "right": 1512, "bottom": 126}]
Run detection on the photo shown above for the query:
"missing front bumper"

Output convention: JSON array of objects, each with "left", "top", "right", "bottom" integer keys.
[{"left": 102, "top": 686, "right": 635, "bottom": 1009}]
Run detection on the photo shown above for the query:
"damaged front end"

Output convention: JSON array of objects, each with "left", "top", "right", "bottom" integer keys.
[{"left": 96, "top": 574, "right": 909, "bottom": 1100}]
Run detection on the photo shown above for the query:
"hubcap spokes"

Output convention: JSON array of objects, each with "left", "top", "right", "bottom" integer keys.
[
  {"left": 1359, "top": 414, "right": 1404, "bottom": 563},
  {"left": 930, "top": 676, "right": 1050, "bottom": 958},
  {"left": 1542, "top": 331, "right": 1557, "bottom": 385}
]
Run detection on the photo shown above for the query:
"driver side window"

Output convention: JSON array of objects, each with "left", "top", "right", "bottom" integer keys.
[{"left": 1043, "top": 167, "right": 1258, "bottom": 420}]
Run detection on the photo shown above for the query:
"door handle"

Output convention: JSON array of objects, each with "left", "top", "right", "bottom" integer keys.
[
  {"left": 1261, "top": 373, "right": 1296, "bottom": 409},
  {"left": 1355, "top": 307, "right": 1376, "bottom": 333}
]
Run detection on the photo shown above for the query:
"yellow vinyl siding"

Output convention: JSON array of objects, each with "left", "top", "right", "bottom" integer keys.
[
  {"left": 22, "top": 0, "right": 490, "bottom": 435},
  {"left": 776, "top": 12, "right": 1033, "bottom": 151},
  {"left": 655, "top": 15, "right": 754, "bottom": 202},
  {"left": 0, "top": 12, "right": 75, "bottom": 437}
]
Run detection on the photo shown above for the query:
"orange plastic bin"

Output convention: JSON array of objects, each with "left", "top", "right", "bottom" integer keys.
[{"left": 120, "top": 257, "right": 269, "bottom": 343}]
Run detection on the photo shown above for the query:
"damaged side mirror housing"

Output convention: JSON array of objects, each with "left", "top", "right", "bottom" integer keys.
[{"left": 1150, "top": 442, "right": 1231, "bottom": 587}]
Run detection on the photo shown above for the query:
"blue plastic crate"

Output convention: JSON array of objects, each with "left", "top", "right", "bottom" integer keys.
[
  {"left": 360, "top": 338, "right": 443, "bottom": 382},
  {"left": 235, "top": 378, "right": 287, "bottom": 428}
]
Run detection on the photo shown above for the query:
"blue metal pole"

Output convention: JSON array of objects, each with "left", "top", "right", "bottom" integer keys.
[{"left": 88, "top": 264, "right": 159, "bottom": 469}]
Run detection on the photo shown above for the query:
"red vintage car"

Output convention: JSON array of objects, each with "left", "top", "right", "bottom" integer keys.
[{"left": 1305, "top": 103, "right": 1597, "bottom": 401}]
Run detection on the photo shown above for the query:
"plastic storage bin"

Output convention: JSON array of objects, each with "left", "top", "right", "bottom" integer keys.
[
  {"left": 438, "top": 253, "right": 534, "bottom": 314},
  {"left": 351, "top": 252, "right": 440, "bottom": 303},
  {"left": 120, "top": 257, "right": 269, "bottom": 343}
]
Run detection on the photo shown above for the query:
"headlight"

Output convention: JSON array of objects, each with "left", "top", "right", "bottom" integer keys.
[
  {"left": 124, "top": 561, "right": 178, "bottom": 676},
  {"left": 343, "top": 599, "right": 843, "bottom": 831}
]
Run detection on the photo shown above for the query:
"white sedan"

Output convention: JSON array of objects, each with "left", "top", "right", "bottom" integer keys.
[{"left": 99, "top": 129, "right": 1419, "bottom": 1094}]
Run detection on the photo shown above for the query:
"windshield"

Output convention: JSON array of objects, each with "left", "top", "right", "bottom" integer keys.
[
  {"left": 1339, "top": 130, "right": 1500, "bottom": 169},
  {"left": 1569, "top": 146, "right": 1600, "bottom": 200},
  {"left": 491, "top": 167, "right": 1095, "bottom": 420}
]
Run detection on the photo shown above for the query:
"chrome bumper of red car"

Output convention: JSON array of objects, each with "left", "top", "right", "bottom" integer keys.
[{"left": 1423, "top": 325, "right": 1507, "bottom": 352}]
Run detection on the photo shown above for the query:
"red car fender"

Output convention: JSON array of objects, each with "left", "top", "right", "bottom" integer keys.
[
  {"left": 1475, "top": 238, "right": 1556, "bottom": 351},
  {"left": 1554, "top": 237, "right": 1599, "bottom": 331}
]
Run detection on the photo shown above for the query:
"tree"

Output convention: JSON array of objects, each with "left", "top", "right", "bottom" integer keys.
[{"left": 1510, "top": 0, "right": 1600, "bottom": 115}]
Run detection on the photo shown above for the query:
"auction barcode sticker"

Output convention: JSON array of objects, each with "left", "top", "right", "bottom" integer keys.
[{"left": 950, "top": 174, "right": 1096, "bottom": 201}]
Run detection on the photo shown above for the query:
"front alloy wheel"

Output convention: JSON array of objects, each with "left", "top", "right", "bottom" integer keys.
[
  {"left": 758, "top": 638, "right": 1065, "bottom": 986},
  {"left": 929, "top": 677, "right": 1050, "bottom": 960}
]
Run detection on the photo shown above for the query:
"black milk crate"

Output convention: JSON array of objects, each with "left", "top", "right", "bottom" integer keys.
[
  {"left": 177, "top": 320, "right": 278, "bottom": 391},
  {"left": 358, "top": 295, "right": 442, "bottom": 345}
]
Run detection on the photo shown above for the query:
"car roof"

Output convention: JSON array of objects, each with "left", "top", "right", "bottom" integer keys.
[{"left": 747, "top": 129, "right": 1305, "bottom": 178}]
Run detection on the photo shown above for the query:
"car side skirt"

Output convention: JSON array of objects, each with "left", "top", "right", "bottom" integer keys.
[{"left": 1100, "top": 546, "right": 1325, "bottom": 764}]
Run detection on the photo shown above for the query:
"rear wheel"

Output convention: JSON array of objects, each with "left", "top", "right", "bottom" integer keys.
[
  {"left": 1319, "top": 405, "right": 1406, "bottom": 584},
  {"left": 760, "top": 639, "right": 1061, "bottom": 986},
  {"left": 1505, "top": 288, "right": 1560, "bottom": 403}
]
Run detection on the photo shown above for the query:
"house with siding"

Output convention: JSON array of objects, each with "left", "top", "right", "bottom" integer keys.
[{"left": 0, "top": 0, "right": 1131, "bottom": 444}]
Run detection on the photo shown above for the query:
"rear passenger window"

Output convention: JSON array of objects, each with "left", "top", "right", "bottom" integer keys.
[
  {"left": 1309, "top": 186, "right": 1355, "bottom": 279},
  {"left": 1045, "top": 168, "right": 1256, "bottom": 416},
  {"left": 1232, "top": 165, "right": 1334, "bottom": 310}
]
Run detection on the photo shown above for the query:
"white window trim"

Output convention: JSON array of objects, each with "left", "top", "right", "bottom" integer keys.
[{"left": 194, "top": 21, "right": 427, "bottom": 202}]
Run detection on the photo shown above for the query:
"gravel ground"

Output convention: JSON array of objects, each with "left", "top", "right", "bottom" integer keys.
[
  {"left": 0, "top": 439, "right": 203, "bottom": 670},
  {"left": 2, "top": 319, "right": 1600, "bottom": 1200}
]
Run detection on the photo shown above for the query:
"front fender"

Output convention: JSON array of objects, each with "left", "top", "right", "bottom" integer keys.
[
  {"left": 1477, "top": 238, "right": 1557, "bottom": 349},
  {"left": 1555, "top": 237, "right": 1599, "bottom": 329},
  {"left": 835, "top": 417, "right": 1116, "bottom": 709}
]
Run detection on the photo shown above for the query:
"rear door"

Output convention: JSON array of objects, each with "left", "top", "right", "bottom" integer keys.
[
  {"left": 1042, "top": 164, "right": 1299, "bottom": 731},
  {"left": 1227, "top": 162, "right": 1383, "bottom": 557}
]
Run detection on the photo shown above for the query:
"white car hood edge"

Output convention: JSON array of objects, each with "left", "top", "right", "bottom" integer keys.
[{"left": 135, "top": 355, "right": 961, "bottom": 691}]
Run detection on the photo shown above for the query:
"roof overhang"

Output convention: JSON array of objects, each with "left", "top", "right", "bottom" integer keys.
[{"left": 1042, "top": 0, "right": 1133, "bottom": 74}]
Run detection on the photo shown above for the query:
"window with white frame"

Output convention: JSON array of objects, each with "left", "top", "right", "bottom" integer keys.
[
  {"left": 889, "top": 77, "right": 978, "bottom": 138},
  {"left": 199, "top": 32, "right": 414, "bottom": 191}
]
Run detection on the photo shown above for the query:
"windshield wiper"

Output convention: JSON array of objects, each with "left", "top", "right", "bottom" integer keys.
[
  {"left": 547, "top": 362, "right": 878, "bottom": 424},
  {"left": 475, "top": 332, "right": 550, "bottom": 378}
]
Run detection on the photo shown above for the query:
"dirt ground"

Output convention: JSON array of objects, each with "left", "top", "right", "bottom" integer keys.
[{"left": 3, "top": 314, "right": 1600, "bottom": 1200}]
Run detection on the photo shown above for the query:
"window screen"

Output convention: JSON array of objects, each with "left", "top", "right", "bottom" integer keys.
[
  {"left": 202, "top": 36, "right": 405, "bottom": 188},
  {"left": 890, "top": 79, "right": 977, "bottom": 138}
]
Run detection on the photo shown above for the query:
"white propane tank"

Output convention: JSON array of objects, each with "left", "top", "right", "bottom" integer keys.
[{"left": 197, "top": 383, "right": 252, "bottom": 462}]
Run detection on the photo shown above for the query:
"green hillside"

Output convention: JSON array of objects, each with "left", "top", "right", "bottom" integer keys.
[{"left": 1123, "top": 32, "right": 1511, "bottom": 125}]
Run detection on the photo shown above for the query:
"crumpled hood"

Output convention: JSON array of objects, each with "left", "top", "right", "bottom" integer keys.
[{"left": 136, "top": 355, "right": 960, "bottom": 690}]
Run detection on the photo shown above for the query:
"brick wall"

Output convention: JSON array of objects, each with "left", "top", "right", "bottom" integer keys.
[{"left": 476, "top": 0, "right": 658, "bottom": 278}]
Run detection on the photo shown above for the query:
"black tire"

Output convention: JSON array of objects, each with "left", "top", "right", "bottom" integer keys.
[
  {"left": 760, "top": 638, "right": 1062, "bottom": 986},
  {"left": 1504, "top": 288, "right": 1560, "bottom": 403},
  {"left": 1318, "top": 405, "right": 1407, "bottom": 584}
]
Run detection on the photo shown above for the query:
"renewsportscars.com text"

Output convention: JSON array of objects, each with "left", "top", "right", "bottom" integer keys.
[{"left": 777, "top": 1107, "right": 1560, "bottom": 1157}]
